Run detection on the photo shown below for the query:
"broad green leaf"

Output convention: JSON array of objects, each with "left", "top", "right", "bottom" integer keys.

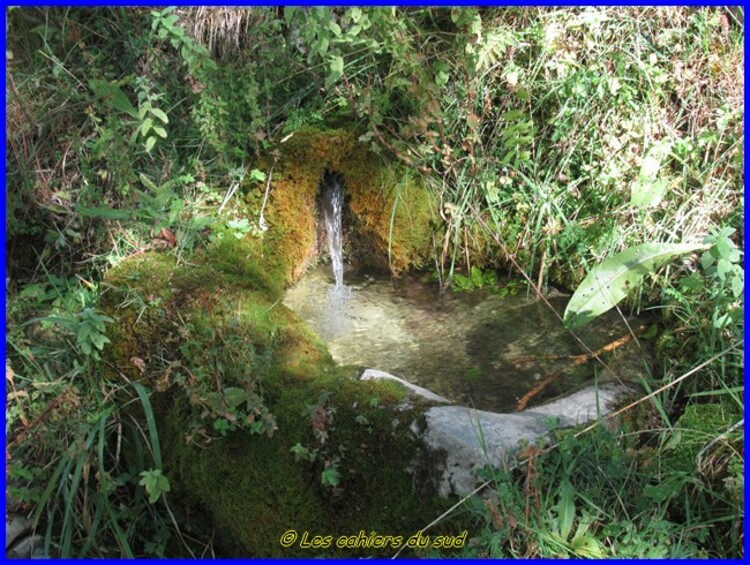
[
  {"left": 556, "top": 481, "right": 576, "bottom": 541},
  {"left": 77, "top": 324, "right": 91, "bottom": 343},
  {"left": 630, "top": 142, "right": 672, "bottom": 209},
  {"left": 731, "top": 275, "right": 744, "bottom": 298},
  {"left": 315, "top": 36, "right": 329, "bottom": 56},
  {"left": 330, "top": 55, "right": 344, "bottom": 75},
  {"left": 89, "top": 79, "right": 138, "bottom": 117},
  {"left": 145, "top": 136, "right": 157, "bottom": 152},
  {"left": 470, "top": 266, "right": 484, "bottom": 288},
  {"left": 223, "top": 387, "right": 247, "bottom": 409},
  {"left": 150, "top": 107, "right": 169, "bottom": 124},
  {"left": 152, "top": 126, "right": 168, "bottom": 139},
  {"left": 570, "top": 535, "right": 605, "bottom": 558},
  {"left": 631, "top": 178, "right": 668, "bottom": 209},
  {"left": 328, "top": 20, "right": 342, "bottom": 36},
  {"left": 563, "top": 243, "right": 705, "bottom": 328},
  {"left": 140, "top": 117, "right": 153, "bottom": 136},
  {"left": 111, "top": 88, "right": 138, "bottom": 118}
]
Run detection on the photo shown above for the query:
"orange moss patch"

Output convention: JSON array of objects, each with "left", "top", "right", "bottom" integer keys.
[{"left": 246, "top": 128, "right": 436, "bottom": 285}]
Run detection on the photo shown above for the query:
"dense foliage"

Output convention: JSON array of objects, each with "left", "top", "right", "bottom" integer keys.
[{"left": 5, "top": 7, "right": 744, "bottom": 557}]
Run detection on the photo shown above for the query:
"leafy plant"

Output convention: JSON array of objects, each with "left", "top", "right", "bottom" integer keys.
[
  {"left": 321, "top": 458, "right": 341, "bottom": 488},
  {"left": 139, "top": 469, "right": 171, "bottom": 504},
  {"left": 563, "top": 242, "right": 706, "bottom": 328}
]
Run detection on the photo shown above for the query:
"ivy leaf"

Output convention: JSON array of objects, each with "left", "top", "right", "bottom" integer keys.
[{"left": 564, "top": 243, "right": 706, "bottom": 328}]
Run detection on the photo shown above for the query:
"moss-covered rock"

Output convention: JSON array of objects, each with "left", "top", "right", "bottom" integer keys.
[
  {"left": 246, "top": 128, "right": 436, "bottom": 284},
  {"left": 102, "top": 250, "right": 454, "bottom": 557}
]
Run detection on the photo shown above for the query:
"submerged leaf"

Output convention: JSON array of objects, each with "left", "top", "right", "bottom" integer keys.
[{"left": 563, "top": 243, "right": 705, "bottom": 328}]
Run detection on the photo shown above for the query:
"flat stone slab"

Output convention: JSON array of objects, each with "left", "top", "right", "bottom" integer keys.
[
  {"left": 360, "top": 368, "right": 632, "bottom": 498},
  {"left": 422, "top": 382, "right": 631, "bottom": 496}
]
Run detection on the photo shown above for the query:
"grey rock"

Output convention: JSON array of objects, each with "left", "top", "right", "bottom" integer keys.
[
  {"left": 5, "top": 515, "right": 32, "bottom": 550},
  {"left": 359, "top": 368, "right": 631, "bottom": 498},
  {"left": 420, "top": 383, "right": 631, "bottom": 497},
  {"left": 7, "top": 534, "right": 45, "bottom": 558}
]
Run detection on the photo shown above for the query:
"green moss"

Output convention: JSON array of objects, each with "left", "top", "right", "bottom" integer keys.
[
  {"left": 663, "top": 403, "right": 740, "bottom": 475},
  {"left": 102, "top": 250, "right": 455, "bottom": 557},
  {"left": 244, "top": 128, "right": 436, "bottom": 285}
]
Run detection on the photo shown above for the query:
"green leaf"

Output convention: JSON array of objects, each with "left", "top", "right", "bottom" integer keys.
[
  {"left": 452, "top": 273, "right": 473, "bottom": 292},
  {"left": 249, "top": 168, "right": 267, "bottom": 182},
  {"left": 139, "top": 173, "right": 159, "bottom": 192},
  {"left": 321, "top": 466, "right": 340, "bottom": 487},
  {"left": 555, "top": 481, "right": 576, "bottom": 541},
  {"left": 152, "top": 126, "right": 168, "bottom": 139},
  {"left": 328, "top": 20, "right": 342, "bottom": 37},
  {"left": 290, "top": 443, "right": 315, "bottom": 462},
  {"left": 150, "top": 107, "right": 169, "bottom": 124},
  {"left": 223, "top": 387, "right": 247, "bottom": 409},
  {"left": 631, "top": 178, "right": 668, "bottom": 209},
  {"left": 90, "top": 79, "right": 138, "bottom": 117},
  {"left": 145, "top": 136, "right": 157, "bottom": 152},
  {"left": 140, "top": 117, "right": 153, "bottom": 137},
  {"left": 315, "top": 36, "right": 329, "bottom": 56},
  {"left": 564, "top": 243, "right": 706, "bottom": 328},
  {"left": 470, "top": 266, "right": 484, "bottom": 288},
  {"left": 731, "top": 274, "right": 744, "bottom": 299},
  {"left": 570, "top": 535, "right": 605, "bottom": 558},
  {"left": 326, "top": 55, "right": 344, "bottom": 87},
  {"left": 139, "top": 469, "right": 170, "bottom": 504},
  {"left": 111, "top": 88, "right": 138, "bottom": 118},
  {"left": 501, "top": 109, "right": 524, "bottom": 121},
  {"left": 630, "top": 142, "right": 672, "bottom": 209}
]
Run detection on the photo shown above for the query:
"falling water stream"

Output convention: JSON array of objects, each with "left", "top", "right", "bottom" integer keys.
[
  {"left": 320, "top": 173, "right": 351, "bottom": 315},
  {"left": 322, "top": 173, "right": 345, "bottom": 289},
  {"left": 291, "top": 173, "right": 651, "bottom": 412}
]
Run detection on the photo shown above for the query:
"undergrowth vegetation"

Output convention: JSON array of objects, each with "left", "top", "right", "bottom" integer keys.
[{"left": 5, "top": 6, "right": 744, "bottom": 557}]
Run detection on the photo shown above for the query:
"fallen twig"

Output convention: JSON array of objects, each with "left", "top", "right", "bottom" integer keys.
[{"left": 515, "top": 325, "right": 647, "bottom": 411}]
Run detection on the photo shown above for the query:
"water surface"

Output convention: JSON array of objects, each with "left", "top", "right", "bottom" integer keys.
[{"left": 284, "top": 265, "right": 650, "bottom": 412}]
